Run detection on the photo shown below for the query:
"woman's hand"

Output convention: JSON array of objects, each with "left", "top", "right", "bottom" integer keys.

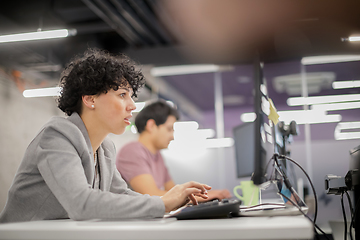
[
  {"left": 199, "top": 189, "right": 232, "bottom": 202},
  {"left": 160, "top": 181, "right": 211, "bottom": 212}
]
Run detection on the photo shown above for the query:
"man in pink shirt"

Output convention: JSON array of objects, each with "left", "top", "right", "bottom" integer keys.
[{"left": 116, "top": 100, "right": 231, "bottom": 200}]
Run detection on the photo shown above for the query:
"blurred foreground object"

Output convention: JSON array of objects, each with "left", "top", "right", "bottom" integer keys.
[{"left": 159, "top": 0, "right": 360, "bottom": 64}]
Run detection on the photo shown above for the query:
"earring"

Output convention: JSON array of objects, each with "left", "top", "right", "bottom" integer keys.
[{"left": 91, "top": 105, "right": 94, "bottom": 108}]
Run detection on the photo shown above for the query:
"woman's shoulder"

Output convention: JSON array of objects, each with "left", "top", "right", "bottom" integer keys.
[
  {"left": 37, "top": 116, "right": 87, "bottom": 149},
  {"left": 43, "top": 116, "right": 82, "bottom": 134}
]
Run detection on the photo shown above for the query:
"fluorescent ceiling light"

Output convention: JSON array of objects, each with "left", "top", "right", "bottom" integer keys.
[
  {"left": 287, "top": 94, "right": 360, "bottom": 106},
  {"left": 133, "top": 102, "right": 146, "bottom": 113},
  {"left": 278, "top": 110, "right": 341, "bottom": 125},
  {"left": 205, "top": 138, "right": 234, "bottom": 148},
  {"left": 197, "top": 129, "right": 216, "bottom": 139},
  {"left": 23, "top": 87, "right": 61, "bottom": 98},
  {"left": 241, "top": 112, "right": 256, "bottom": 122},
  {"left": 273, "top": 72, "right": 335, "bottom": 95},
  {"left": 312, "top": 101, "right": 360, "bottom": 111},
  {"left": 0, "top": 29, "right": 76, "bottom": 43},
  {"left": 348, "top": 36, "right": 360, "bottom": 42},
  {"left": 174, "top": 121, "right": 199, "bottom": 132},
  {"left": 332, "top": 80, "right": 360, "bottom": 89},
  {"left": 240, "top": 110, "right": 341, "bottom": 125},
  {"left": 170, "top": 121, "right": 232, "bottom": 150},
  {"left": 301, "top": 55, "right": 360, "bottom": 65},
  {"left": 334, "top": 121, "right": 360, "bottom": 140},
  {"left": 23, "top": 89, "right": 148, "bottom": 116},
  {"left": 25, "top": 63, "right": 62, "bottom": 72},
  {"left": 150, "top": 64, "right": 232, "bottom": 76}
]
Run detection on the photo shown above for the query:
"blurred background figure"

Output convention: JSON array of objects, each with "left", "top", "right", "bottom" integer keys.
[{"left": 116, "top": 100, "right": 231, "bottom": 201}]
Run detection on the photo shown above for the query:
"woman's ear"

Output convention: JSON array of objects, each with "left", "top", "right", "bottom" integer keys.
[{"left": 82, "top": 95, "right": 95, "bottom": 110}]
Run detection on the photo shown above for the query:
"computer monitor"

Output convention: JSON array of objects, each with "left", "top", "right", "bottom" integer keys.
[
  {"left": 252, "top": 56, "right": 276, "bottom": 186},
  {"left": 233, "top": 122, "right": 255, "bottom": 178}
]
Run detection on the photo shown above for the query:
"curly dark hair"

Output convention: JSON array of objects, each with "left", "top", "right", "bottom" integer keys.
[{"left": 57, "top": 48, "right": 145, "bottom": 116}]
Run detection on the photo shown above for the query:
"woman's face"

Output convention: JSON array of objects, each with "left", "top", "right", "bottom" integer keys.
[{"left": 93, "top": 84, "right": 136, "bottom": 135}]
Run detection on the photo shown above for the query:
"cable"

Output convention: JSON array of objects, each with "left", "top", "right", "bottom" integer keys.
[
  {"left": 263, "top": 154, "right": 332, "bottom": 239},
  {"left": 349, "top": 196, "right": 360, "bottom": 240},
  {"left": 281, "top": 155, "right": 318, "bottom": 224},
  {"left": 341, "top": 192, "right": 348, "bottom": 240},
  {"left": 345, "top": 191, "right": 354, "bottom": 218},
  {"left": 278, "top": 192, "right": 331, "bottom": 240},
  {"left": 240, "top": 202, "right": 285, "bottom": 210},
  {"left": 345, "top": 191, "right": 354, "bottom": 240},
  {"left": 267, "top": 154, "right": 357, "bottom": 240}
]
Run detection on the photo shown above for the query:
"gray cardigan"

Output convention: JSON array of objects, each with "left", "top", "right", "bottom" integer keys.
[{"left": 0, "top": 113, "right": 165, "bottom": 223}]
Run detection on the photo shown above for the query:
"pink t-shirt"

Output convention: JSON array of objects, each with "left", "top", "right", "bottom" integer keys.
[{"left": 116, "top": 142, "right": 172, "bottom": 190}]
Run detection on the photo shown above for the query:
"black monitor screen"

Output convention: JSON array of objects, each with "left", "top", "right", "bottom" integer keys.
[
  {"left": 233, "top": 122, "right": 255, "bottom": 178},
  {"left": 252, "top": 58, "right": 276, "bottom": 186},
  {"left": 233, "top": 58, "right": 278, "bottom": 184}
]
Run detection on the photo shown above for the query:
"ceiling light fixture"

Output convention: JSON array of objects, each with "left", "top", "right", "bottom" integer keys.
[
  {"left": 301, "top": 55, "right": 360, "bottom": 65},
  {"left": 0, "top": 29, "right": 77, "bottom": 44},
  {"left": 150, "top": 64, "right": 233, "bottom": 77},
  {"left": 174, "top": 121, "right": 199, "bottom": 132},
  {"left": 24, "top": 88, "right": 147, "bottom": 112},
  {"left": 23, "top": 87, "right": 61, "bottom": 98},
  {"left": 334, "top": 121, "right": 360, "bottom": 140},
  {"left": 240, "top": 112, "right": 256, "bottom": 122},
  {"left": 332, "top": 80, "right": 360, "bottom": 89},
  {"left": 240, "top": 110, "right": 341, "bottom": 125},
  {"left": 132, "top": 102, "right": 146, "bottom": 113},
  {"left": 273, "top": 72, "right": 335, "bottom": 95},
  {"left": 287, "top": 94, "right": 360, "bottom": 106},
  {"left": 205, "top": 138, "right": 234, "bottom": 148},
  {"left": 278, "top": 110, "right": 341, "bottom": 125},
  {"left": 348, "top": 36, "right": 360, "bottom": 42},
  {"left": 312, "top": 102, "right": 360, "bottom": 112}
]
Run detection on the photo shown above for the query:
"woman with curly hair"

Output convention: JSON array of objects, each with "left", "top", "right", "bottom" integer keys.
[{"left": 0, "top": 49, "right": 210, "bottom": 223}]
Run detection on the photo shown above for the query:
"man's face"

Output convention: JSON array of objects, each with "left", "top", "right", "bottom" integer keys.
[{"left": 154, "top": 115, "right": 177, "bottom": 150}]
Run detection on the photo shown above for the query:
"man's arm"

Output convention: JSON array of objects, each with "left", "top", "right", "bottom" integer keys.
[
  {"left": 130, "top": 174, "right": 174, "bottom": 196},
  {"left": 164, "top": 180, "right": 176, "bottom": 191}
]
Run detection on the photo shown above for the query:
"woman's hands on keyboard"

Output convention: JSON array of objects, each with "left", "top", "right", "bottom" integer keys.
[
  {"left": 198, "top": 189, "right": 232, "bottom": 202},
  {"left": 161, "top": 181, "right": 211, "bottom": 212}
]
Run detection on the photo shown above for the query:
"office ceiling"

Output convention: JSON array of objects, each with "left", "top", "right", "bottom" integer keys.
[{"left": 0, "top": 0, "right": 360, "bottom": 125}]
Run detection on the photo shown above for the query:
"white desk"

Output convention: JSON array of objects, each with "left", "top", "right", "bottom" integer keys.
[{"left": 0, "top": 216, "right": 313, "bottom": 240}]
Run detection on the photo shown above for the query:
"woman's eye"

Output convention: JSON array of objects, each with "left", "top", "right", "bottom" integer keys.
[{"left": 119, "top": 93, "right": 126, "bottom": 98}]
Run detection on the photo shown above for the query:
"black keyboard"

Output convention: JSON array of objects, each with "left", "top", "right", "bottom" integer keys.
[{"left": 169, "top": 199, "right": 241, "bottom": 220}]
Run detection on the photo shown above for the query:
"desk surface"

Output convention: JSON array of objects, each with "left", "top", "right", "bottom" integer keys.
[{"left": 0, "top": 216, "right": 313, "bottom": 240}]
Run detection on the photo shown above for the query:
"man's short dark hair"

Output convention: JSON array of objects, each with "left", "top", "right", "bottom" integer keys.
[{"left": 135, "top": 100, "right": 180, "bottom": 134}]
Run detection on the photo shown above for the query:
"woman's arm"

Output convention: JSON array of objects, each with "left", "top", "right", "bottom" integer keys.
[{"left": 37, "top": 124, "right": 165, "bottom": 220}]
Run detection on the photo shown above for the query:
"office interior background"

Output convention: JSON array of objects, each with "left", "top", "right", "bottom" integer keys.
[{"left": 0, "top": 0, "right": 359, "bottom": 228}]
